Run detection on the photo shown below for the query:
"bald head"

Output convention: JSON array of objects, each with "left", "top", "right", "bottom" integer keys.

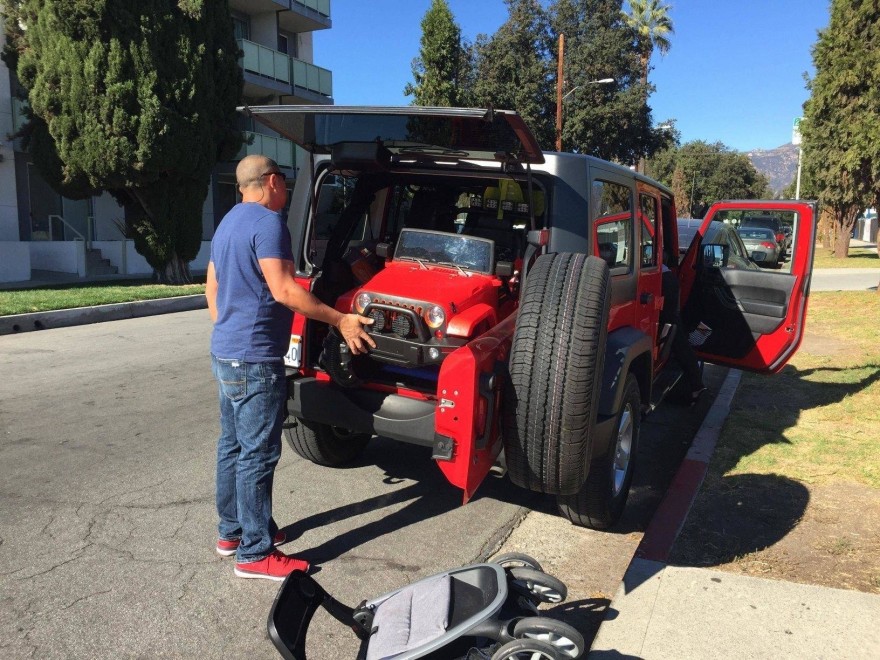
[{"left": 236, "top": 154, "right": 277, "bottom": 190}]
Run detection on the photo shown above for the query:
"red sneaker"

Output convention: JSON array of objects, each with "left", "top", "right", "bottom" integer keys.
[
  {"left": 234, "top": 550, "right": 310, "bottom": 581},
  {"left": 216, "top": 531, "right": 286, "bottom": 557}
]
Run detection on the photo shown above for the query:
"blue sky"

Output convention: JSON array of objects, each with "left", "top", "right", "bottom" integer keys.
[{"left": 314, "top": 1, "right": 830, "bottom": 152}]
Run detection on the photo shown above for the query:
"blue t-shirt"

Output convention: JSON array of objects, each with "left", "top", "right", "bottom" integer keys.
[{"left": 210, "top": 203, "right": 294, "bottom": 361}]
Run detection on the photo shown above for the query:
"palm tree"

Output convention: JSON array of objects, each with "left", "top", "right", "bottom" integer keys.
[{"left": 622, "top": 0, "right": 674, "bottom": 86}]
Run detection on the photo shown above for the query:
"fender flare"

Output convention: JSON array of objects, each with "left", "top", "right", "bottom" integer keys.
[
  {"left": 446, "top": 303, "right": 497, "bottom": 338},
  {"left": 597, "top": 326, "right": 654, "bottom": 419}
]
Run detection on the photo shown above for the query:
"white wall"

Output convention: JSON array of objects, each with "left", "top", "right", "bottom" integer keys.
[
  {"left": 191, "top": 241, "right": 211, "bottom": 272},
  {"left": 92, "top": 193, "right": 126, "bottom": 241},
  {"left": 0, "top": 242, "right": 30, "bottom": 282},
  {"left": 30, "top": 241, "right": 86, "bottom": 276},
  {"left": 250, "top": 12, "right": 277, "bottom": 47},
  {"left": 0, "top": 21, "right": 20, "bottom": 242},
  {"left": 298, "top": 32, "right": 314, "bottom": 62}
]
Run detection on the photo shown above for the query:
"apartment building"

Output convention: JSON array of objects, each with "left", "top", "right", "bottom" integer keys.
[{"left": 0, "top": 0, "right": 333, "bottom": 283}]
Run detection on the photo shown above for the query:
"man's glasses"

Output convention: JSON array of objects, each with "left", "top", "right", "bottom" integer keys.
[{"left": 260, "top": 170, "right": 283, "bottom": 181}]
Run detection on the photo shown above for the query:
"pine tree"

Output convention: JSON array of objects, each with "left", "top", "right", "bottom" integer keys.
[
  {"left": 471, "top": 0, "right": 556, "bottom": 148},
  {"left": 550, "top": 0, "right": 655, "bottom": 162},
  {"left": 404, "top": 0, "right": 468, "bottom": 107},
  {"left": 2, "top": 0, "right": 243, "bottom": 283},
  {"left": 802, "top": 0, "right": 880, "bottom": 258}
]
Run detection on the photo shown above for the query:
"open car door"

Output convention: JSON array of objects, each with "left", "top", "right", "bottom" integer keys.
[{"left": 679, "top": 200, "right": 817, "bottom": 374}]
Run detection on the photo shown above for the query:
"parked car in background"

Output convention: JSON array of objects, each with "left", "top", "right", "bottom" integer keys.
[
  {"left": 678, "top": 219, "right": 759, "bottom": 270},
  {"left": 737, "top": 227, "right": 782, "bottom": 267},
  {"left": 741, "top": 215, "right": 789, "bottom": 255}
]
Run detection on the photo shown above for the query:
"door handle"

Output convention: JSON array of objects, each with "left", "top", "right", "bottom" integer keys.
[{"left": 640, "top": 292, "right": 654, "bottom": 304}]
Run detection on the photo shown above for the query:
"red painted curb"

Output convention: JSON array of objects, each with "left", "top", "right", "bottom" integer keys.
[{"left": 635, "top": 369, "right": 743, "bottom": 563}]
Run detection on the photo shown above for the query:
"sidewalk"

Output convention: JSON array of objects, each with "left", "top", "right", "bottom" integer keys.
[{"left": 583, "top": 369, "right": 880, "bottom": 659}]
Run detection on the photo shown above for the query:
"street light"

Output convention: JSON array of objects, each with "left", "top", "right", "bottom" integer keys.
[
  {"left": 555, "top": 78, "right": 615, "bottom": 151},
  {"left": 561, "top": 78, "right": 615, "bottom": 103}
]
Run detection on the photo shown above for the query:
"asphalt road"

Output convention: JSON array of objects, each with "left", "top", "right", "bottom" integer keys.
[{"left": 0, "top": 311, "right": 711, "bottom": 659}]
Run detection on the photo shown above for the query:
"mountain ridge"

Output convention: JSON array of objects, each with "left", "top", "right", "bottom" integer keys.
[{"left": 747, "top": 142, "right": 800, "bottom": 196}]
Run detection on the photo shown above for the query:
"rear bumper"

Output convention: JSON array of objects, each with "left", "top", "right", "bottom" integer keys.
[{"left": 288, "top": 377, "right": 437, "bottom": 447}]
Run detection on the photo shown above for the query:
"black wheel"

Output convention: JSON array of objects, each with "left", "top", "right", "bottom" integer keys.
[
  {"left": 491, "top": 638, "right": 564, "bottom": 660},
  {"left": 284, "top": 417, "right": 370, "bottom": 466},
  {"left": 513, "top": 617, "right": 586, "bottom": 659},
  {"left": 558, "top": 373, "right": 641, "bottom": 529},
  {"left": 503, "top": 253, "right": 611, "bottom": 495},
  {"left": 491, "top": 552, "right": 544, "bottom": 572},
  {"left": 508, "top": 568, "right": 567, "bottom": 604}
]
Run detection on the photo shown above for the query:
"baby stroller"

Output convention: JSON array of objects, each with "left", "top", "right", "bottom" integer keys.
[{"left": 268, "top": 553, "right": 586, "bottom": 659}]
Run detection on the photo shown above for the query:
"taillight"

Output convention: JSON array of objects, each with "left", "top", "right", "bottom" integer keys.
[
  {"left": 776, "top": 233, "right": 784, "bottom": 243},
  {"left": 761, "top": 241, "right": 776, "bottom": 249}
]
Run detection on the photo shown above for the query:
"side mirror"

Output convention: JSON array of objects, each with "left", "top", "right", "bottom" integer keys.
[
  {"left": 702, "top": 244, "right": 729, "bottom": 268},
  {"left": 495, "top": 261, "right": 514, "bottom": 278},
  {"left": 376, "top": 242, "right": 392, "bottom": 259}
]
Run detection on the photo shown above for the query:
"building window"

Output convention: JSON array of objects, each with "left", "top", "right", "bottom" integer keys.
[{"left": 232, "top": 15, "right": 249, "bottom": 41}]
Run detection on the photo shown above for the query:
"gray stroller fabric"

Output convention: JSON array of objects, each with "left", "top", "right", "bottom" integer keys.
[{"left": 366, "top": 574, "right": 452, "bottom": 660}]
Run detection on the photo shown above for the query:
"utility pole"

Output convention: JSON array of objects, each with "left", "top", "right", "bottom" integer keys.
[{"left": 555, "top": 33, "right": 565, "bottom": 152}]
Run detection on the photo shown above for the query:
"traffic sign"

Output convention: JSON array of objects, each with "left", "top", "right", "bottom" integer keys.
[{"left": 792, "top": 117, "right": 802, "bottom": 146}]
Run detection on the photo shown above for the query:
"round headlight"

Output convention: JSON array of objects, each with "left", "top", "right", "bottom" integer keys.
[
  {"left": 392, "top": 314, "right": 414, "bottom": 337},
  {"left": 368, "top": 308, "right": 386, "bottom": 332},
  {"left": 425, "top": 304, "right": 446, "bottom": 329},
  {"left": 354, "top": 292, "right": 372, "bottom": 314}
]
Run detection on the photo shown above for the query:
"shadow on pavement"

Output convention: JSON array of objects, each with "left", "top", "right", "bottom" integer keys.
[{"left": 669, "top": 362, "right": 880, "bottom": 567}]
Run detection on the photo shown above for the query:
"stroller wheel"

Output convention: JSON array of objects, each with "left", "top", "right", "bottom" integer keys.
[
  {"left": 513, "top": 617, "right": 585, "bottom": 658},
  {"left": 491, "top": 552, "right": 544, "bottom": 572},
  {"left": 491, "top": 638, "right": 564, "bottom": 660},
  {"left": 508, "top": 568, "right": 567, "bottom": 604}
]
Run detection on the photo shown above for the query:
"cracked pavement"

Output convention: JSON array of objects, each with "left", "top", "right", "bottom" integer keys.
[{"left": 0, "top": 311, "right": 534, "bottom": 659}]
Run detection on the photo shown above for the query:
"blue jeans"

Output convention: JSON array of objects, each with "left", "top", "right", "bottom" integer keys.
[{"left": 211, "top": 355, "right": 286, "bottom": 563}]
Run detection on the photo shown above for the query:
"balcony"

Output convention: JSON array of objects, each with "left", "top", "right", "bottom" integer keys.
[
  {"left": 237, "top": 131, "right": 295, "bottom": 170},
  {"left": 227, "top": 0, "right": 331, "bottom": 33},
  {"left": 238, "top": 39, "right": 333, "bottom": 102}
]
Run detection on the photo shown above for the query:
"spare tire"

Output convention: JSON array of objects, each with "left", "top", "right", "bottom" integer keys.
[{"left": 502, "top": 253, "right": 611, "bottom": 495}]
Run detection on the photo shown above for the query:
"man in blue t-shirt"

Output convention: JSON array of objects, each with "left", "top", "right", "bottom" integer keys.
[{"left": 206, "top": 155, "right": 374, "bottom": 581}]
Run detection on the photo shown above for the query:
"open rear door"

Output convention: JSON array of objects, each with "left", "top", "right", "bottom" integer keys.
[{"left": 680, "top": 200, "right": 817, "bottom": 374}]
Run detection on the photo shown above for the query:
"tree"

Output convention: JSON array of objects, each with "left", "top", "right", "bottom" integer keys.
[
  {"left": 622, "top": 0, "right": 673, "bottom": 87},
  {"left": 801, "top": 0, "right": 880, "bottom": 259},
  {"left": 621, "top": 0, "right": 673, "bottom": 171},
  {"left": 471, "top": 0, "right": 556, "bottom": 148},
  {"left": 2, "top": 0, "right": 243, "bottom": 283},
  {"left": 648, "top": 141, "right": 770, "bottom": 216},
  {"left": 404, "top": 0, "right": 469, "bottom": 106},
  {"left": 550, "top": 0, "right": 659, "bottom": 162}
]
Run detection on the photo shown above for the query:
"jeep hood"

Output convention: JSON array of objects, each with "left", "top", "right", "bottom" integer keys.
[
  {"left": 240, "top": 105, "right": 545, "bottom": 165},
  {"left": 360, "top": 262, "right": 499, "bottom": 307}
]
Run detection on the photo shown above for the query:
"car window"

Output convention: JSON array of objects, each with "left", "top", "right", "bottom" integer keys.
[
  {"left": 737, "top": 228, "right": 775, "bottom": 240},
  {"left": 592, "top": 180, "right": 633, "bottom": 272},
  {"left": 639, "top": 193, "right": 658, "bottom": 269}
]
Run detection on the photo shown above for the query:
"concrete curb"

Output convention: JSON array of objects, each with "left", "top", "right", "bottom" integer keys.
[
  {"left": 588, "top": 368, "right": 743, "bottom": 657},
  {"left": 0, "top": 295, "right": 207, "bottom": 336}
]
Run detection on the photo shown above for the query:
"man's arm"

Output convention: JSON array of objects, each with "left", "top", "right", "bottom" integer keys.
[
  {"left": 259, "top": 257, "right": 375, "bottom": 354},
  {"left": 206, "top": 261, "right": 218, "bottom": 323}
]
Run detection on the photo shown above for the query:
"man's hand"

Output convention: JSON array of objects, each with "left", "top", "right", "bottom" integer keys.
[{"left": 338, "top": 313, "right": 376, "bottom": 355}]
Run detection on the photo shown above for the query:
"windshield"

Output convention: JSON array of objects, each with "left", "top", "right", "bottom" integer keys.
[{"left": 394, "top": 229, "right": 494, "bottom": 274}]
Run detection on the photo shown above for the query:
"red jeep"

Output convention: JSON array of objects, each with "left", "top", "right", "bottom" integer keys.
[{"left": 244, "top": 106, "right": 816, "bottom": 529}]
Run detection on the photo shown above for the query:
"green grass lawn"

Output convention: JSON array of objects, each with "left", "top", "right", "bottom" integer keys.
[
  {"left": 714, "top": 291, "right": 880, "bottom": 488},
  {"left": 812, "top": 245, "right": 879, "bottom": 269},
  {"left": 0, "top": 280, "right": 206, "bottom": 316}
]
